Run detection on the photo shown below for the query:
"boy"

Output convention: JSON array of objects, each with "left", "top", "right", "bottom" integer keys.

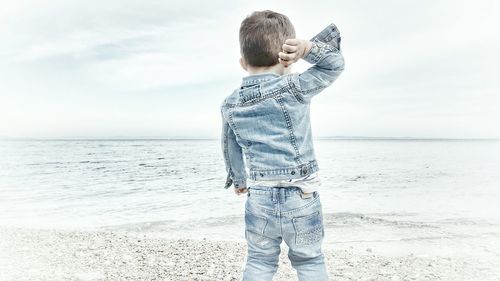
[{"left": 220, "top": 10, "right": 344, "bottom": 281}]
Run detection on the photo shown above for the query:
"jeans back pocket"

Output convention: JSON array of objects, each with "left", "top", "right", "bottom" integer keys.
[
  {"left": 245, "top": 208, "right": 269, "bottom": 246},
  {"left": 292, "top": 210, "right": 324, "bottom": 245}
]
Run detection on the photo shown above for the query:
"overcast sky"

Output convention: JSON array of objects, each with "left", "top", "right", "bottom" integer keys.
[{"left": 0, "top": 0, "right": 498, "bottom": 139}]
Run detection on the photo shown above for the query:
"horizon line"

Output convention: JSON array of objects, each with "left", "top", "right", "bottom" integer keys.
[{"left": 1, "top": 136, "right": 499, "bottom": 141}]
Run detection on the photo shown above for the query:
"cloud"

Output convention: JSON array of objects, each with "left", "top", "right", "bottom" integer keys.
[{"left": 0, "top": 0, "right": 498, "bottom": 138}]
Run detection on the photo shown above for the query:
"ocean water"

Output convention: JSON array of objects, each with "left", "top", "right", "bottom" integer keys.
[{"left": 1, "top": 139, "right": 500, "bottom": 258}]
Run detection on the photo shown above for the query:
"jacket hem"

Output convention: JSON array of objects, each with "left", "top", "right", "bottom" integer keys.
[{"left": 249, "top": 160, "right": 319, "bottom": 181}]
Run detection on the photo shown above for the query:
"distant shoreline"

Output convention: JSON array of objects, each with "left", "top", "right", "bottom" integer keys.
[{"left": 1, "top": 136, "right": 499, "bottom": 141}]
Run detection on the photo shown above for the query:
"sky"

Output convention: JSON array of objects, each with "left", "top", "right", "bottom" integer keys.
[{"left": 0, "top": 0, "right": 499, "bottom": 139}]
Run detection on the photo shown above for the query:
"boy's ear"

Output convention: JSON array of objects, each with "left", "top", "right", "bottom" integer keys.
[{"left": 239, "top": 57, "right": 247, "bottom": 71}]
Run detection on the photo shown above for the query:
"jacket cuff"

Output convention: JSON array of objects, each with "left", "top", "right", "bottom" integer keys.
[
  {"left": 224, "top": 173, "right": 233, "bottom": 189},
  {"left": 310, "top": 23, "right": 341, "bottom": 50},
  {"left": 303, "top": 23, "right": 341, "bottom": 65},
  {"left": 232, "top": 178, "right": 247, "bottom": 189},
  {"left": 224, "top": 173, "right": 247, "bottom": 189},
  {"left": 303, "top": 41, "right": 326, "bottom": 64}
]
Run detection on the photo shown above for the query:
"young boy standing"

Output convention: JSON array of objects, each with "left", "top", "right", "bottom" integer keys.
[{"left": 220, "top": 10, "right": 344, "bottom": 281}]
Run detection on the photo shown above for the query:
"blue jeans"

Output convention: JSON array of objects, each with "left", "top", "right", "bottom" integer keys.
[{"left": 242, "top": 186, "right": 329, "bottom": 281}]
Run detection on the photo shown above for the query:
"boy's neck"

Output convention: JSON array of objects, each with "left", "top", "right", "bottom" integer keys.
[{"left": 246, "top": 63, "right": 290, "bottom": 76}]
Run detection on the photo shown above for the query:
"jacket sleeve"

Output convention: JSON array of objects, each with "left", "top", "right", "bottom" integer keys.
[
  {"left": 291, "top": 23, "right": 345, "bottom": 103},
  {"left": 221, "top": 110, "right": 248, "bottom": 189}
]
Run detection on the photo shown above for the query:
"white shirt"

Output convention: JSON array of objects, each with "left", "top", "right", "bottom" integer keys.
[{"left": 247, "top": 172, "right": 322, "bottom": 193}]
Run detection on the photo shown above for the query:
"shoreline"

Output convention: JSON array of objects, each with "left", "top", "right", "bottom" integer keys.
[{"left": 1, "top": 226, "right": 498, "bottom": 281}]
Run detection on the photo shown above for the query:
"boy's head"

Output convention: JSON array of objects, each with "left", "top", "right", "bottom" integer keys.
[{"left": 239, "top": 10, "right": 295, "bottom": 70}]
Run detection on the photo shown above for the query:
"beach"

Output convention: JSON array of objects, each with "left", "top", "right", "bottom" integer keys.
[
  {"left": 1, "top": 0, "right": 498, "bottom": 278},
  {"left": 1, "top": 226, "right": 498, "bottom": 281},
  {"left": 1, "top": 139, "right": 499, "bottom": 280}
]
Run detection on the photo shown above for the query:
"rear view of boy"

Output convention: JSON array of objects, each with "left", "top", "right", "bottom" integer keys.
[{"left": 220, "top": 10, "right": 344, "bottom": 281}]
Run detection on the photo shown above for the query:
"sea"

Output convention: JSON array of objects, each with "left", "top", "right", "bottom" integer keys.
[{"left": 1, "top": 138, "right": 499, "bottom": 259}]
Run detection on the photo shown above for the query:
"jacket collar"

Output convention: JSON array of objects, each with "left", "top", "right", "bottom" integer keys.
[{"left": 241, "top": 72, "right": 281, "bottom": 88}]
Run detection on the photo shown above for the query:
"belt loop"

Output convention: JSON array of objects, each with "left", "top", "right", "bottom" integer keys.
[
  {"left": 279, "top": 188, "right": 286, "bottom": 203},
  {"left": 272, "top": 188, "right": 277, "bottom": 202}
]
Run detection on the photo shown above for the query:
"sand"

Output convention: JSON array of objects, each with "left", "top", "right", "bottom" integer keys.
[{"left": 0, "top": 226, "right": 498, "bottom": 281}]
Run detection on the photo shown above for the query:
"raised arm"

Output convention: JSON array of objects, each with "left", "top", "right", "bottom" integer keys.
[{"left": 279, "top": 23, "right": 345, "bottom": 103}]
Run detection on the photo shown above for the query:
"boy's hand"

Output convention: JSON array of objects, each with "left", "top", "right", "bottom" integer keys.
[
  {"left": 234, "top": 187, "right": 247, "bottom": 195},
  {"left": 278, "top": 39, "right": 313, "bottom": 67}
]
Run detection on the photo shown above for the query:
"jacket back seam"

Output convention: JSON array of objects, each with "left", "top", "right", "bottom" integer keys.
[
  {"left": 286, "top": 75, "right": 307, "bottom": 104},
  {"left": 228, "top": 109, "right": 242, "bottom": 139},
  {"left": 274, "top": 94, "right": 302, "bottom": 166}
]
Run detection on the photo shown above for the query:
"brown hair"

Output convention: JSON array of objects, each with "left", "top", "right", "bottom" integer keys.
[{"left": 239, "top": 10, "right": 296, "bottom": 67}]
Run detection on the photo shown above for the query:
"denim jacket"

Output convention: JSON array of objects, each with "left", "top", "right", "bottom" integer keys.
[{"left": 220, "top": 23, "right": 345, "bottom": 189}]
